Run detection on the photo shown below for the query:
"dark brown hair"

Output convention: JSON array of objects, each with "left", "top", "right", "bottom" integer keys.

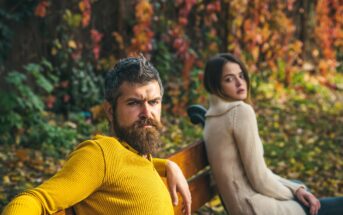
[
  {"left": 204, "top": 53, "right": 250, "bottom": 100},
  {"left": 104, "top": 56, "right": 163, "bottom": 108}
]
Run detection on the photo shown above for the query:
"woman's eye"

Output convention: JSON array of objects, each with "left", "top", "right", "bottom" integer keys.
[
  {"left": 239, "top": 73, "right": 245, "bottom": 79},
  {"left": 225, "top": 77, "right": 233, "bottom": 82}
]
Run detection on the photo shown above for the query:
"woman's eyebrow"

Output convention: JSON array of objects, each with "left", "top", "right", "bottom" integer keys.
[{"left": 222, "top": 73, "right": 236, "bottom": 77}]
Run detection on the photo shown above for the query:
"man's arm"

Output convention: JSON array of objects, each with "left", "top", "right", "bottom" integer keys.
[
  {"left": 2, "top": 140, "right": 105, "bottom": 215},
  {"left": 152, "top": 158, "right": 191, "bottom": 215},
  {"left": 152, "top": 158, "right": 168, "bottom": 177},
  {"left": 166, "top": 160, "right": 191, "bottom": 215}
]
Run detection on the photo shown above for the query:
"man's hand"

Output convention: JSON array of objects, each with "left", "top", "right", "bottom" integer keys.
[
  {"left": 295, "top": 188, "right": 321, "bottom": 215},
  {"left": 166, "top": 160, "right": 192, "bottom": 215}
]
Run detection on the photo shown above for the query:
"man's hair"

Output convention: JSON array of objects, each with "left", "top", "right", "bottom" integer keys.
[{"left": 104, "top": 56, "right": 164, "bottom": 106}]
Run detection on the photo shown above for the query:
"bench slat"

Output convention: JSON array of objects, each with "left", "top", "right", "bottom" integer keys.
[
  {"left": 188, "top": 171, "right": 215, "bottom": 212},
  {"left": 167, "top": 141, "right": 209, "bottom": 179},
  {"left": 168, "top": 170, "right": 214, "bottom": 215}
]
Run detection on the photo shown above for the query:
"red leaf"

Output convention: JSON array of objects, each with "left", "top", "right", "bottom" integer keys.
[{"left": 35, "top": 1, "right": 49, "bottom": 17}]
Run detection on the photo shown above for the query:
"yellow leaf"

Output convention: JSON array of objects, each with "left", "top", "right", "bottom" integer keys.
[
  {"left": 252, "top": 47, "right": 259, "bottom": 61},
  {"left": 90, "top": 104, "right": 106, "bottom": 120},
  {"left": 79, "top": 2, "right": 85, "bottom": 11},
  {"left": 3, "top": 175, "right": 11, "bottom": 185},
  {"left": 68, "top": 40, "right": 77, "bottom": 49},
  {"left": 51, "top": 47, "right": 57, "bottom": 56}
]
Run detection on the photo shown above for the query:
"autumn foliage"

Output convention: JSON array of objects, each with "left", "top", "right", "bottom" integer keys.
[{"left": 0, "top": 0, "right": 342, "bottom": 211}]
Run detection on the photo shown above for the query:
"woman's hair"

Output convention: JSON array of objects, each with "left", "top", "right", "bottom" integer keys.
[{"left": 204, "top": 53, "right": 250, "bottom": 100}]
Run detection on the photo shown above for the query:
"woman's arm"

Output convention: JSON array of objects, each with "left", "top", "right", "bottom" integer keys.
[
  {"left": 233, "top": 104, "right": 294, "bottom": 200},
  {"left": 2, "top": 140, "right": 105, "bottom": 215},
  {"left": 271, "top": 171, "right": 306, "bottom": 194}
]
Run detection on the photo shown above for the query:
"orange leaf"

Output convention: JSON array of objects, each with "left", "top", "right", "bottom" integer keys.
[{"left": 35, "top": 1, "right": 49, "bottom": 17}]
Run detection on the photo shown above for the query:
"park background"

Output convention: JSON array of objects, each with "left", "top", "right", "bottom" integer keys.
[{"left": 0, "top": 0, "right": 342, "bottom": 213}]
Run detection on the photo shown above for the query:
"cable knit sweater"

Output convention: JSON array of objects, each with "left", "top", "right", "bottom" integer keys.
[
  {"left": 204, "top": 95, "right": 306, "bottom": 215},
  {"left": 2, "top": 135, "right": 173, "bottom": 215}
]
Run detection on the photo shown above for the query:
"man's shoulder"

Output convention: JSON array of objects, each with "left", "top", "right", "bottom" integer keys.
[
  {"left": 75, "top": 134, "right": 121, "bottom": 152},
  {"left": 92, "top": 134, "right": 119, "bottom": 142}
]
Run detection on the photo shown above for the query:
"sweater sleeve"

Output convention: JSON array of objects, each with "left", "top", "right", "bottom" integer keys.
[
  {"left": 233, "top": 104, "right": 294, "bottom": 200},
  {"left": 271, "top": 171, "right": 306, "bottom": 194},
  {"left": 152, "top": 158, "right": 168, "bottom": 177},
  {"left": 2, "top": 140, "right": 105, "bottom": 215}
]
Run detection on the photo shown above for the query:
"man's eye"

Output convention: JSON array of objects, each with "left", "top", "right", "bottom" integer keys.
[
  {"left": 128, "top": 101, "right": 139, "bottom": 106},
  {"left": 149, "top": 100, "right": 159, "bottom": 105}
]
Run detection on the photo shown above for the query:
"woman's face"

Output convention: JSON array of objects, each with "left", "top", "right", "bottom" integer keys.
[{"left": 220, "top": 62, "right": 247, "bottom": 101}]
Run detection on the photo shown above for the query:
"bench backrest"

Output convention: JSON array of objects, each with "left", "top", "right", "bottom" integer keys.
[
  {"left": 169, "top": 104, "right": 214, "bottom": 214},
  {"left": 167, "top": 140, "right": 215, "bottom": 214}
]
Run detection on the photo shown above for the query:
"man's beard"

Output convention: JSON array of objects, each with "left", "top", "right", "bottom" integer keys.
[{"left": 112, "top": 115, "right": 163, "bottom": 155}]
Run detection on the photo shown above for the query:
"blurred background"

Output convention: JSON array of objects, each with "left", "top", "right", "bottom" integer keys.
[{"left": 0, "top": 0, "right": 342, "bottom": 213}]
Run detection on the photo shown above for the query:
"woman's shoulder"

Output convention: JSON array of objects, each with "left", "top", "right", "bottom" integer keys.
[
  {"left": 233, "top": 102, "right": 256, "bottom": 121},
  {"left": 234, "top": 102, "right": 254, "bottom": 112}
]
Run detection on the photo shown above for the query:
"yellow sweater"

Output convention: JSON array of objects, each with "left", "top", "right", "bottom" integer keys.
[{"left": 2, "top": 135, "right": 173, "bottom": 215}]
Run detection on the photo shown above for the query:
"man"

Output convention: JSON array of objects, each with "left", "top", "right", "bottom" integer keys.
[{"left": 2, "top": 57, "right": 191, "bottom": 215}]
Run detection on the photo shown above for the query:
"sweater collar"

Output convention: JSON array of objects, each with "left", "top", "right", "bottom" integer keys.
[
  {"left": 206, "top": 95, "right": 243, "bottom": 117},
  {"left": 120, "top": 141, "right": 153, "bottom": 161},
  {"left": 93, "top": 134, "right": 152, "bottom": 161}
]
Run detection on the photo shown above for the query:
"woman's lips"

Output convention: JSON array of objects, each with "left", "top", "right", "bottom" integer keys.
[{"left": 237, "top": 89, "right": 245, "bottom": 94}]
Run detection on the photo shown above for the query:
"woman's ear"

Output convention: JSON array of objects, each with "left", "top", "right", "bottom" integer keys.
[{"left": 103, "top": 101, "right": 113, "bottom": 122}]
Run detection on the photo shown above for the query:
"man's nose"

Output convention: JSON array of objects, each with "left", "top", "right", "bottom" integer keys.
[{"left": 139, "top": 102, "right": 152, "bottom": 118}]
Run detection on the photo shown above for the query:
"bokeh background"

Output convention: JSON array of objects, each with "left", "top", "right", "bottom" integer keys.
[{"left": 0, "top": 0, "right": 342, "bottom": 213}]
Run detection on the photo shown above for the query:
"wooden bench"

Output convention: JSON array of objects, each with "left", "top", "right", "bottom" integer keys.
[{"left": 53, "top": 105, "right": 217, "bottom": 215}]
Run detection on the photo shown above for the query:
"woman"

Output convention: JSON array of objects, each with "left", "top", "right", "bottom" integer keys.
[{"left": 203, "top": 53, "right": 343, "bottom": 215}]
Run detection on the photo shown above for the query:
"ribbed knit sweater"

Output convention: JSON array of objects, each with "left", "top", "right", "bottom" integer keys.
[
  {"left": 2, "top": 135, "right": 173, "bottom": 215},
  {"left": 204, "top": 95, "right": 306, "bottom": 215}
]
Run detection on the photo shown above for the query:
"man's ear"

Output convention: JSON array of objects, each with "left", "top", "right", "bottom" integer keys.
[{"left": 103, "top": 101, "right": 113, "bottom": 122}]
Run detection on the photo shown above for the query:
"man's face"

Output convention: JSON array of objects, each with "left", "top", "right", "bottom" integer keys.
[{"left": 111, "top": 80, "right": 163, "bottom": 155}]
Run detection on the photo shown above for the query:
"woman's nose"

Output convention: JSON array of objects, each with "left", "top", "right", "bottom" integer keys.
[{"left": 235, "top": 77, "right": 243, "bottom": 87}]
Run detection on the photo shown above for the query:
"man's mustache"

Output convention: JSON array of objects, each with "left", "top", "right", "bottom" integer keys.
[{"left": 134, "top": 118, "right": 161, "bottom": 129}]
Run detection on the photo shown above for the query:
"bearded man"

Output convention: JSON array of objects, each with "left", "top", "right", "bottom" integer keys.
[{"left": 2, "top": 57, "right": 191, "bottom": 215}]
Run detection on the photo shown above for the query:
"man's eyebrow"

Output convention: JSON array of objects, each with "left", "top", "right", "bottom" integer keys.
[
  {"left": 149, "top": 96, "right": 162, "bottom": 100},
  {"left": 125, "top": 96, "right": 162, "bottom": 102},
  {"left": 125, "top": 97, "right": 143, "bottom": 102}
]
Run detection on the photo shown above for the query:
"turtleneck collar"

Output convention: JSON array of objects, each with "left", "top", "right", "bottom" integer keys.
[{"left": 206, "top": 94, "right": 243, "bottom": 117}]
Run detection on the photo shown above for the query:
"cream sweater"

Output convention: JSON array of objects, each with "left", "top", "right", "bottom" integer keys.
[{"left": 204, "top": 95, "right": 306, "bottom": 215}]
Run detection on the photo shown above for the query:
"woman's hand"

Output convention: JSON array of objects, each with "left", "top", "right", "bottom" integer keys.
[
  {"left": 295, "top": 188, "right": 321, "bottom": 215},
  {"left": 166, "top": 160, "right": 192, "bottom": 215}
]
